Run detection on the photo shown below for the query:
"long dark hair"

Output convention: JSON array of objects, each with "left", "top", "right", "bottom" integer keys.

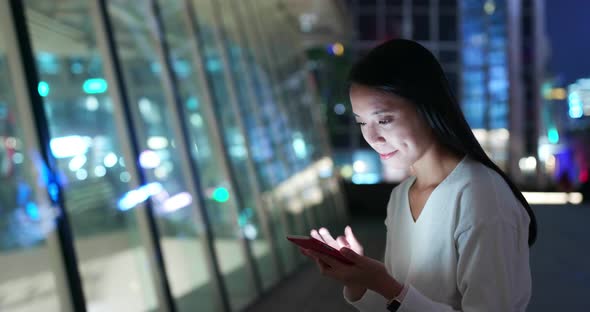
[{"left": 349, "top": 39, "right": 537, "bottom": 246}]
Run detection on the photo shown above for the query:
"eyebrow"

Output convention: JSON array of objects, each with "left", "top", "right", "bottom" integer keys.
[{"left": 353, "top": 110, "right": 395, "bottom": 117}]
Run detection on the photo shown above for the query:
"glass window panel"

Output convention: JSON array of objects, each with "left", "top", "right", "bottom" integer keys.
[
  {"left": 160, "top": 0, "right": 263, "bottom": 310},
  {"left": 214, "top": 0, "right": 298, "bottom": 290},
  {"left": 233, "top": 0, "right": 305, "bottom": 273},
  {"left": 24, "top": 1, "right": 161, "bottom": 310},
  {"left": 385, "top": 13, "right": 403, "bottom": 39},
  {"left": 439, "top": 14, "right": 457, "bottom": 41},
  {"left": 440, "top": 0, "right": 458, "bottom": 7},
  {"left": 358, "top": 14, "right": 377, "bottom": 40},
  {"left": 106, "top": 0, "right": 259, "bottom": 311},
  {"left": 490, "top": 101, "right": 508, "bottom": 129},
  {"left": 257, "top": 2, "right": 322, "bottom": 232},
  {"left": 462, "top": 97, "right": 485, "bottom": 129},
  {"left": 412, "top": 14, "right": 430, "bottom": 40},
  {"left": 0, "top": 19, "right": 62, "bottom": 312},
  {"left": 158, "top": 0, "right": 281, "bottom": 303},
  {"left": 438, "top": 49, "right": 458, "bottom": 64},
  {"left": 263, "top": 0, "right": 343, "bottom": 252},
  {"left": 387, "top": 0, "right": 404, "bottom": 9},
  {"left": 412, "top": 0, "right": 430, "bottom": 7},
  {"left": 463, "top": 46, "right": 484, "bottom": 67}
]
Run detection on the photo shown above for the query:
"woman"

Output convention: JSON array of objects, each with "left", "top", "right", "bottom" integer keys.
[{"left": 301, "top": 39, "right": 536, "bottom": 311}]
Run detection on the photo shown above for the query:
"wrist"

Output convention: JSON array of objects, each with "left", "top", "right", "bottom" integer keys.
[
  {"left": 344, "top": 284, "right": 367, "bottom": 302},
  {"left": 344, "top": 283, "right": 366, "bottom": 293},
  {"left": 373, "top": 274, "right": 403, "bottom": 300}
]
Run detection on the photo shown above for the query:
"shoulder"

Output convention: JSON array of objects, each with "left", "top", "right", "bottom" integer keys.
[{"left": 453, "top": 157, "right": 529, "bottom": 232}]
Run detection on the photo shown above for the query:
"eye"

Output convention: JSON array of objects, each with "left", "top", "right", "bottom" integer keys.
[
  {"left": 356, "top": 121, "right": 366, "bottom": 127},
  {"left": 379, "top": 119, "right": 393, "bottom": 125}
]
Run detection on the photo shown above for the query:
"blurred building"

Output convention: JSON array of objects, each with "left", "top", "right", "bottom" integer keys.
[
  {"left": 562, "top": 78, "right": 590, "bottom": 190},
  {"left": 326, "top": 0, "right": 550, "bottom": 188},
  {"left": 0, "top": 0, "right": 349, "bottom": 311}
]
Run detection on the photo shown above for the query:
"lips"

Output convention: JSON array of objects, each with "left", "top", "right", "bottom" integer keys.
[{"left": 379, "top": 150, "right": 397, "bottom": 160}]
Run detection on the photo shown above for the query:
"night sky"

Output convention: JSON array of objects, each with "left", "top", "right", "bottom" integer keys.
[{"left": 545, "top": 0, "right": 590, "bottom": 86}]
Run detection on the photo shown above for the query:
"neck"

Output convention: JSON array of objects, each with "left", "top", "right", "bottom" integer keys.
[{"left": 410, "top": 144, "right": 463, "bottom": 189}]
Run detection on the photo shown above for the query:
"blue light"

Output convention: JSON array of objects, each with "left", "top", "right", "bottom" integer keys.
[
  {"left": 351, "top": 173, "right": 380, "bottom": 184},
  {"left": 26, "top": 202, "right": 40, "bottom": 221},
  {"left": 238, "top": 208, "right": 253, "bottom": 227},
  {"left": 568, "top": 92, "right": 584, "bottom": 118},
  {"left": 38, "top": 81, "right": 50, "bottom": 97},
  {"left": 206, "top": 59, "right": 221, "bottom": 72},
  {"left": 548, "top": 128, "right": 559, "bottom": 144},
  {"left": 47, "top": 183, "right": 59, "bottom": 203},
  {"left": 186, "top": 97, "right": 199, "bottom": 110},
  {"left": 212, "top": 187, "right": 229, "bottom": 202},
  {"left": 82, "top": 78, "right": 108, "bottom": 94},
  {"left": 70, "top": 62, "right": 84, "bottom": 74},
  {"left": 173, "top": 60, "right": 191, "bottom": 77}
]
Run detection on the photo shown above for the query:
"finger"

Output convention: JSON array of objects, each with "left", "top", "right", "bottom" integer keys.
[
  {"left": 318, "top": 228, "right": 338, "bottom": 248},
  {"left": 345, "top": 226, "right": 364, "bottom": 253},
  {"left": 310, "top": 229, "right": 324, "bottom": 243},
  {"left": 336, "top": 236, "right": 350, "bottom": 250}
]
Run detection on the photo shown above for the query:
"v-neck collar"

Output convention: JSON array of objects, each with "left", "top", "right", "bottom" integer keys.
[{"left": 405, "top": 156, "right": 468, "bottom": 224}]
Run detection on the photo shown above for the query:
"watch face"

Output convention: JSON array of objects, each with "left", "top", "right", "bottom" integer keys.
[{"left": 387, "top": 300, "right": 401, "bottom": 312}]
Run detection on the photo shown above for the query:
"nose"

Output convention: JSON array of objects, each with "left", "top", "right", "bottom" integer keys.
[{"left": 364, "top": 125, "right": 385, "bottom": 145}]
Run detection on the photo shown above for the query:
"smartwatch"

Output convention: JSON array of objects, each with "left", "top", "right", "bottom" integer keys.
[{"left": 386, "top": 297, "right": 402, "bottom": 311}]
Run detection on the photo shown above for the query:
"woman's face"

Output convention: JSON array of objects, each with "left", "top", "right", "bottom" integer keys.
[{"left": 350, "top": 84, "right": 435, "bottom": 169}]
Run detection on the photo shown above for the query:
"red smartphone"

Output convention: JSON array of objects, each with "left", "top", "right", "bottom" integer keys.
[{"left": 287, "top": 235, "right": 354, "bottom": 265}]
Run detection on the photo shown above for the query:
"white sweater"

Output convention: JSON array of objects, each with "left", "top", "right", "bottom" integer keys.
[{"left": 347, "top": 156, "right": 532, "bottom": 311}]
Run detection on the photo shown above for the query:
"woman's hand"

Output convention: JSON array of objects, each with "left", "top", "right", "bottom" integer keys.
[
  {"left": 310, "top": 225, "right": 364, "bottom": 256},
  {"left": 300, "top": 226, "right": 403, "bottom": 300}
]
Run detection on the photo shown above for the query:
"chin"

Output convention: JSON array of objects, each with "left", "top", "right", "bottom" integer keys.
[{"left": 383, "top": 157, "right": 411, "bottom": 169}]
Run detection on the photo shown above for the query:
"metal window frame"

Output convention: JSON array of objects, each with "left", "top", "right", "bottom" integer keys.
[
  {"left": 90, "top": 1, "right": 177, "bottom": 311},
  {"left": 276, "top": 0, "right": 333, "bottom": 228},
  {"left": 214, "top": 0, "right": 291, "bottom": 279},
  {"left": 248, "top": 0, "right": 320, "bottom": 233},
  {"left": 232, "top": 0, "right": 304, "bottom": 271},
  {"left": 148, "top": 0, "right": 251, "bottom": 310},
  {"left": 272, "top": 0, "right": 349, "bottom": 228},
  {"left": 180, "top": 0, "right": 283, "bottom": 305},
  {"left": 187, "top": 0, "right": 280, "bottom": 296},
  {"left": 0, "top": 1, "right": 87, "bottom": 311}
]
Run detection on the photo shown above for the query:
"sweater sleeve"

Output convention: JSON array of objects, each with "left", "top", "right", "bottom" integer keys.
[
  {"left": 343, "top": 216, "right": 392, "bottom": 311},
  {"left": 344, "top": 288, "right": 389, "bottom": 311},
  {"left": 397, "top": 220, "right": 531, "bottom": 312}
]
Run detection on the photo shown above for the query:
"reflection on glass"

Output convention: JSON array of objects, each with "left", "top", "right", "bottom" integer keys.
[
  {"left": 229, "top": 1, "right": 303, "bottom": 272},
  {"left": 25, "top": 1, "right": 160, "bottom": 310},
  {"left": 184, "top": 0, "right": 274, "bottom": 308},
  {"left": 106, "top": 0, "right": 235, "bottom": 311},
  {"left": 213, "top": 0, "right": 288, "bottom": 290},
  {"left": 0, "top": 23, "right": 61, "bottom": 312}
]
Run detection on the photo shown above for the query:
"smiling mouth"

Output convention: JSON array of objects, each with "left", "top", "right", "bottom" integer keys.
[{"left": 379, "top": 151, "right": 397, "bottom": 160}]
